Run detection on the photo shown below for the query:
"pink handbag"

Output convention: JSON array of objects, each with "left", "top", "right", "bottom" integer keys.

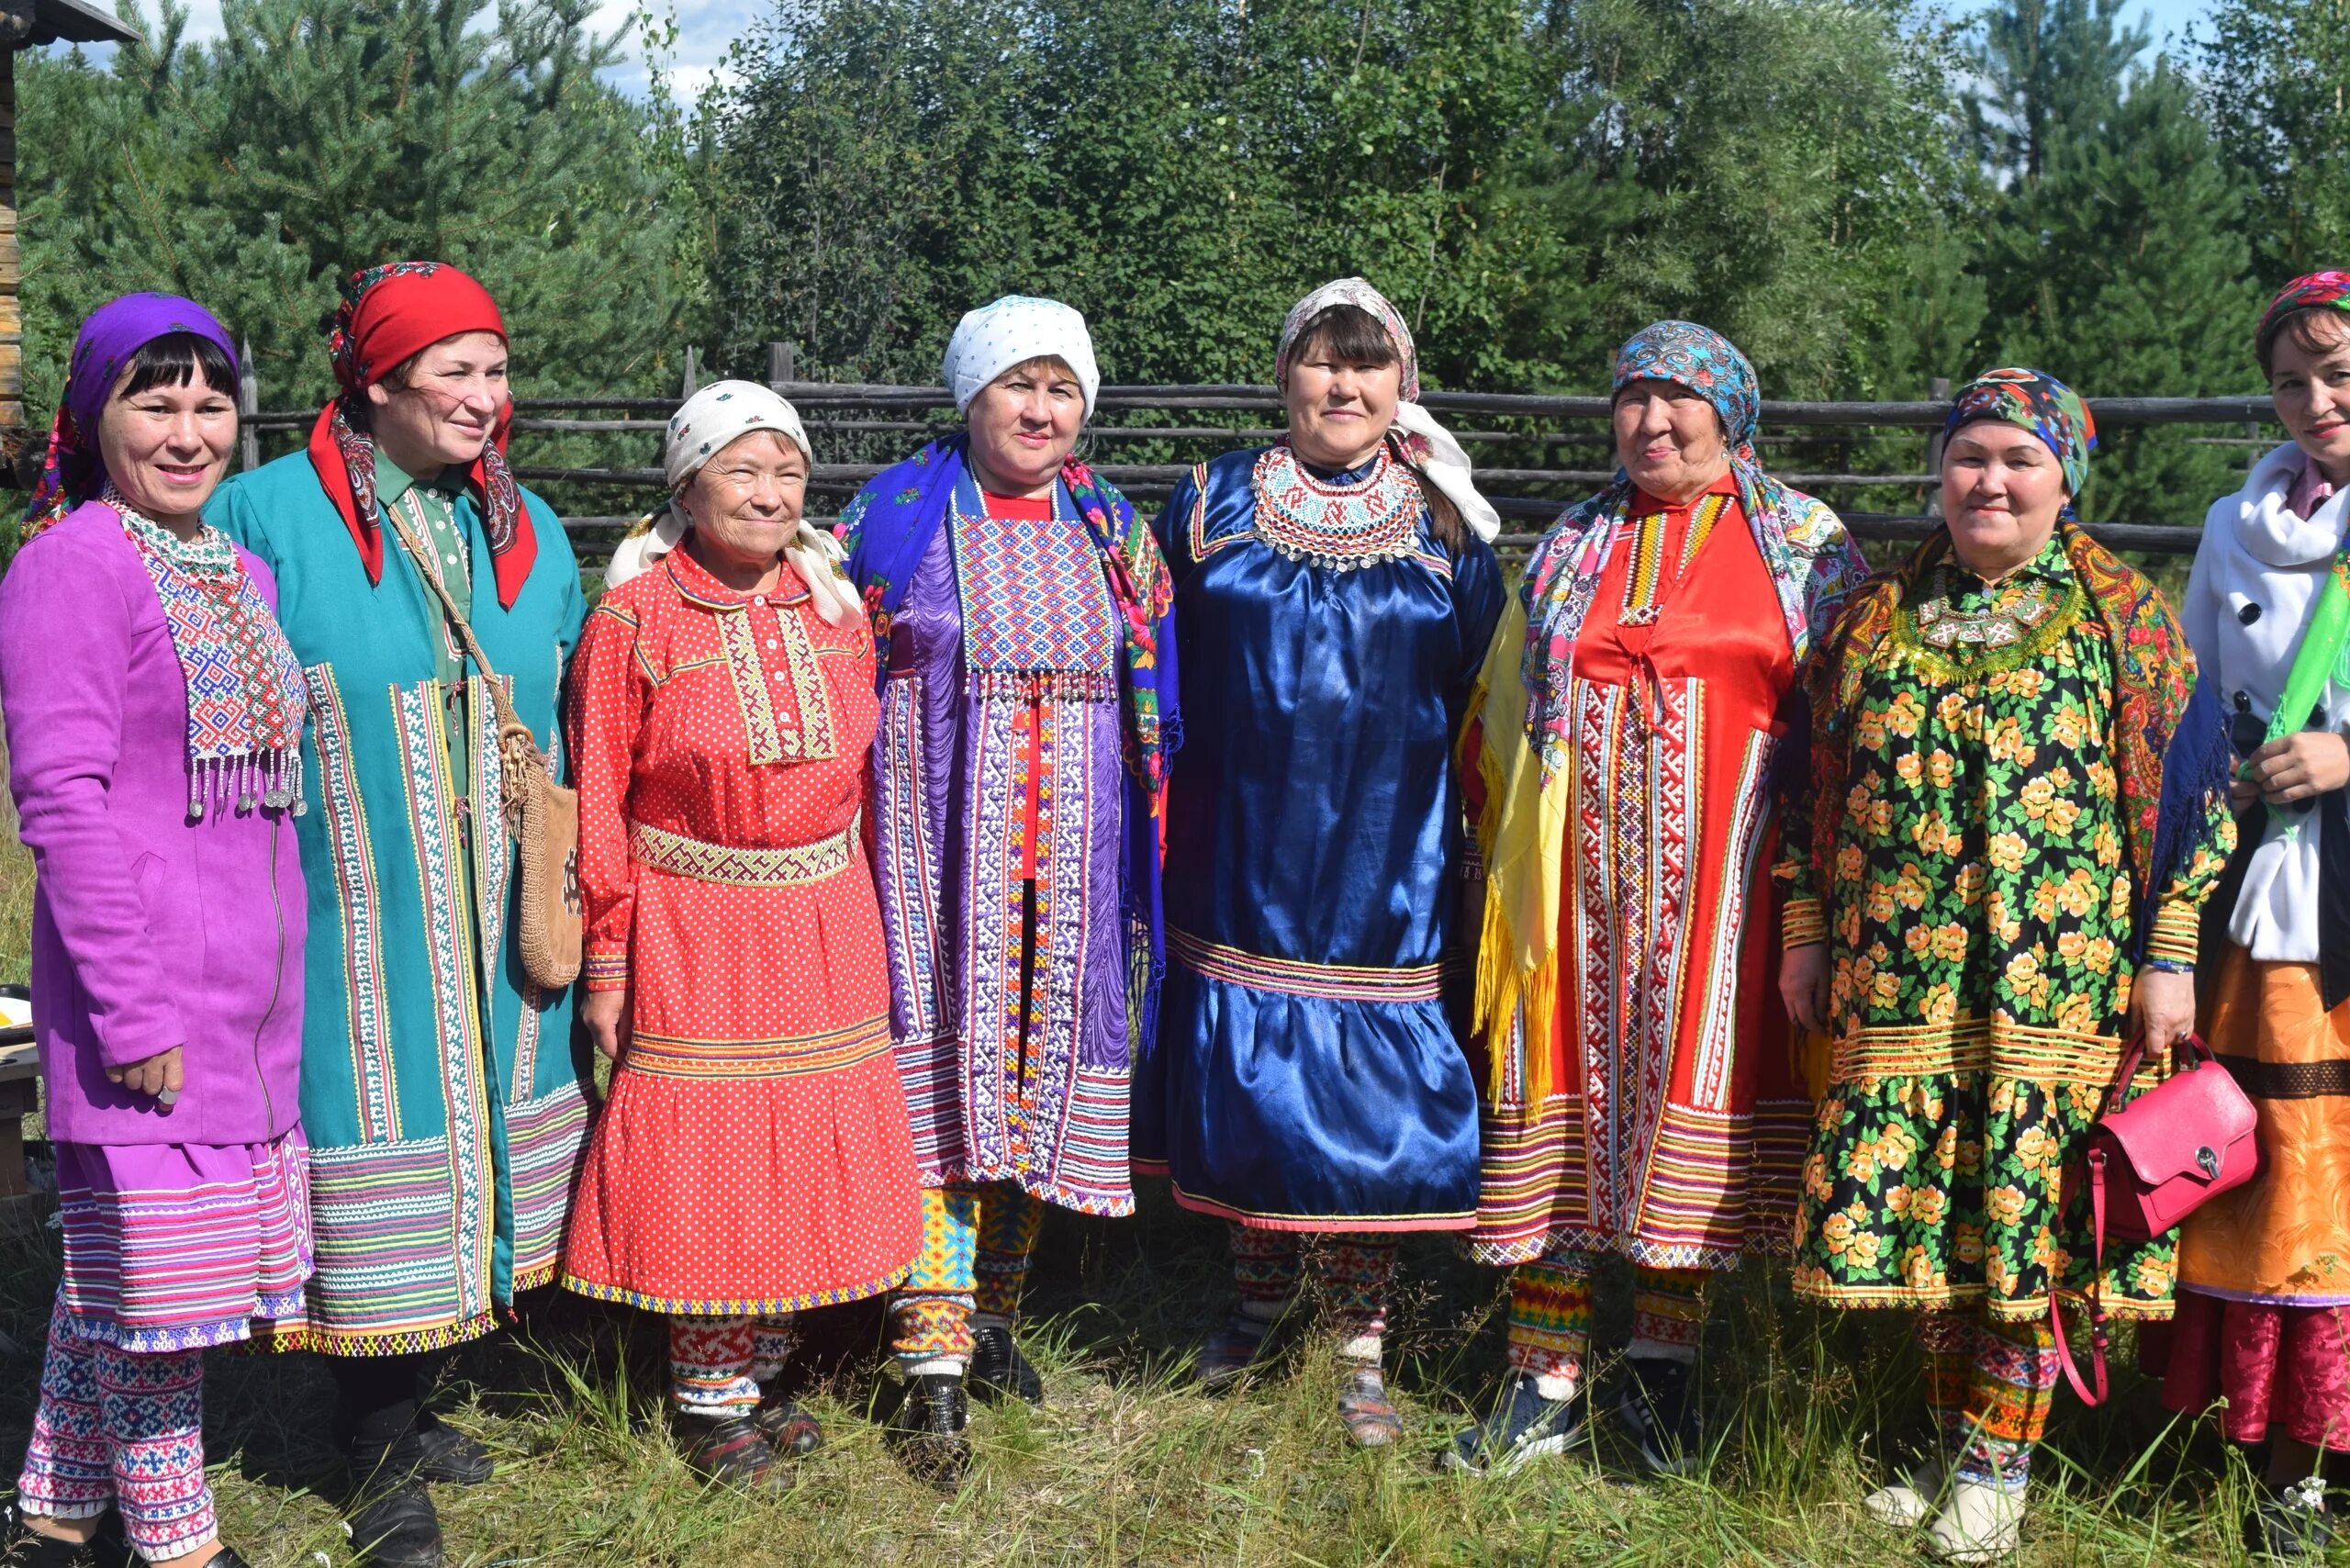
[{"left": 2051, "top": 1032, "right": 2260, "bottom": 1406}]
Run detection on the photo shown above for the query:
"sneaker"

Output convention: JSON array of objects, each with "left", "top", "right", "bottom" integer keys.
[
  {"left": 754, "top": 1394, "right": 824, "bottom": 1459},
  {"left": 1617, "top": 1356, "right": 1702, "bottom": 1477},
  {"left": 970, "top": 1324, "right": 1044, "bottom": 1406},
  {"left": 1863, "top": 1457, "right": 1947, "bottom": 1529},
  {"left": 672, "top": 1412, "right": 793, "bottom": 1495},
  {"left": 1924, "top": 1477, "right": 2025, "bottom": 1563},
  {"left": 2248, "top": 1478, "right": 2335, "bottom": 1562},
  {"left": 1443, "top": 1372, "right": 1588, "bottom": 1476},
  {"left": 887, "top": 1372, "right": 971, "bottom": 1492},
  {"left": 1336, "top": 1364, "right": 1405, "bottom": 1447},
  {"left": 1194, "top": 1310, "right": 1278, "bottom": 1394}
]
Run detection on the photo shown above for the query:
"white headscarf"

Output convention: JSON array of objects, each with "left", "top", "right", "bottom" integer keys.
[
  {"left": 1273, "top": 277, "right": 1499, "bottom": 543},
  {"left": 602, "top": 380, "right": 860, "bottom": 626},
  {"left": 943, "top": 296, "right": 1102, "bottom": 417}
]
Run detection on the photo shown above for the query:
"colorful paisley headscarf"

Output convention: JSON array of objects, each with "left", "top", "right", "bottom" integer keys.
[
  {"left": 2257, "top": 270, "right": 2350, "bottom": 355},
  {"left": 306, "top": 261, "right": 538, "bottom": 609},
  {"left": 23, "top": 293, "right": 240, "bottom": 536},
  {"left": 1943, "top": 366, "right": 2096, "bottom": 497},
  {"left": 1612, "top": 318, "right": 1762, "bottom": 462}
]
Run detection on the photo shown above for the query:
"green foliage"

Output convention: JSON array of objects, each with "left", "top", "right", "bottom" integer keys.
[
  {"left": 1967, "top": 3, "right": 2259, "bottom": 523},
  {"left": 2197, "top": 0, "right": 2350, "bottom": 281},
  {"left": 17, "top": 0, "right": 694, "bottom": 419}
]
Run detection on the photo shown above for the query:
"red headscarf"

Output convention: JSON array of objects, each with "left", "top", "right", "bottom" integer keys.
[{"left": 307, "top": 262, "right": 538, "bottom": 608}]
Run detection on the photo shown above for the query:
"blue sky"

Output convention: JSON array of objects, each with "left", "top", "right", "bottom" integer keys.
[{"left": 50, "top": 0, "right": 2222, "bottom": 103}]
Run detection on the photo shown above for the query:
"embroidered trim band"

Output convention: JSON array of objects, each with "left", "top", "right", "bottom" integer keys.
[
  {"left": 622, "top": 1017, "right": 895, "bottom": 1081},
  {"left": 629, "top": 817, "right": 860, "bottom": 887},
  {"left": 1168, "top": 926, "right": 1449, "bottom": 1002},
  {"left": 1248, "top": 442, "right": 1424, "bottom": 570}
]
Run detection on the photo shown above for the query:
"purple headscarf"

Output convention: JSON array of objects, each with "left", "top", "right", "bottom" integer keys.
[{"left": 24, "top": 294, "right": 239, "bottom": 537}]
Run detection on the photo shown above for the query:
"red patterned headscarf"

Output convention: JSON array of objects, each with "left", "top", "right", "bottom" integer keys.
[
  {"left": 307, "top": 262, "right": 537, "bottom": 608},
  {"left": 2258, "top": 270, "right": 2350, "bottom": 355}
]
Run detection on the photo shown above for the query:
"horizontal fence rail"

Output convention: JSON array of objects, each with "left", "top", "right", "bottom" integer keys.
[{"left": 231, "top": 352, "right": 2283, "bottom": 565}]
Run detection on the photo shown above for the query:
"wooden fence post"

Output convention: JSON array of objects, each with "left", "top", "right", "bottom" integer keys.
[
  {"left": 682, "top": 346, "right": 699, "bottom": 398},
  {"left": 1922, "top": 375, "right": 1952, "bottom": 517},
  {"left": 767, "top": 342, "right": 796, "bottom": 387},
  {"left": 238, "top": 337, "right": 259, "bottom": 473}
]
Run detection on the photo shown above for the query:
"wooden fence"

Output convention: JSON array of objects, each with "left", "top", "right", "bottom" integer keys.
[{"left": 233, "top": 345, "right": 2282, "bottom": 563}]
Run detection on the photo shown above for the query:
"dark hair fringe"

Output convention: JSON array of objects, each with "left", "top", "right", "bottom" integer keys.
[
  {"left": 1288, "top": 304, "right": 1465, "bottom": 551},
  {"left": 2257, "top": 305, "right": 2350, "bottom": 379},
  {"left": 117, "top": 332, "right": 237, "bottom": 403}
]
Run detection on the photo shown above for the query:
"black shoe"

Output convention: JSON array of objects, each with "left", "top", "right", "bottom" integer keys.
[
  {"left": 674, "top": 1412, "right": 794, "bottom": 1495},
  {"left": 2249, "top": 1480, "right": 2335, "bottom": 1562},
  {"left": 345, "top": 1483, "right": 442, "bottom": 1568},
  {"left": 888, "top": 1372, "right": 971, "bottom": 1492},
  {"left": 412, "top": 1408, "right": 494, "bottom": 1485},
  {"left": 2, "top": 1509, "right": 102, "bottom": 1568},
  {"left": 970, "top": 1324, "right": 1044, "bottom": 1406},
  {"left": 754, "top": 1394, "right": 824, "bottom": 1459},
  {"left": 1443, "top": 1372, "right": 1588, "bottom": 1476},
  {"left": 1617, "top": 1356, "right": 1702, "bottom": 1477},
  {"left": 204, "top": 1552, "right": 256, "bottom": 1568}
]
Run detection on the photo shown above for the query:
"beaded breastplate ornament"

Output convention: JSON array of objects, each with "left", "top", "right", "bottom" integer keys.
[
  {"left": 1248, "top": 442, "right": 1425, "bottom": 570},
  {"left": 1910, "top": 576, "right": 2061, "bottom": 651}
]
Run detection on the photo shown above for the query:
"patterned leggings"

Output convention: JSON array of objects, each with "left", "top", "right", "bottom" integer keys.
[
  {"left": 1505, "top": 1245, "right": 1711, "bottom": 1391},
  {"left": 16, "top": 1298, "right": 216, "bottom": 1560},
  {"left": 1917, "top": 1311, "right": 2059, "bottom": 1492},
  {"left": 667, "top": 1316, "right": 800, "bottom": 1415},
  {"left": 1228, "top": 1225, "right": 1397, "bottom": 1364},
  {"left": 889, "top": 1183, "right": 1047, "bottom": 1367}
]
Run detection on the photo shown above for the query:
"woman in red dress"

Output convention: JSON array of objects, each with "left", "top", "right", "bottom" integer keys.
[{"left": 562, "top": 381, "right": 921, "bottom": 1491}]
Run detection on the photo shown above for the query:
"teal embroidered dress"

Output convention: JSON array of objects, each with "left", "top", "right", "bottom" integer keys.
[
  {"left": 1784, "top": 533, "right": 2232, "bottom": 1322},
  {"left": 208, "top": 453, "right": 591, "bottom": 1353}
]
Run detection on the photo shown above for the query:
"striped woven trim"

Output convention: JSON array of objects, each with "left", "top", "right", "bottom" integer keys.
[
  {"left": 560, "top": 1260, "right": 911, "bottom": 1318},
  {"left": 622, "top": 1015, "right": 893, "bottom": 1081},
  {"left": 1167, "top": 926, "right": 1449, "bottom": 1002},
  {"left": 629, "top": 815, "right": 859, "bottom": 888}
]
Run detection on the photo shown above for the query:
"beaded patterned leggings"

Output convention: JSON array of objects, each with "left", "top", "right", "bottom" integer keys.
[
  {"left": 669, "top": 1316, "right": 798, "bottom": 1414},
  {"left": 16, "top": 1297, "right": 216, "bottom": 1559},
  {"left": 1226, "top": 1225, "right": 1397, "bottom": 1363},
  {"left": 890, "top": 1183, "right": 1047, "bottom": 1366},
  {"left": 1918, "top": 1312, "right": 2058, "bottom": 1492},
  {"left": 1504, "top": 1247, "right": 1712, "bottom": 1388}
]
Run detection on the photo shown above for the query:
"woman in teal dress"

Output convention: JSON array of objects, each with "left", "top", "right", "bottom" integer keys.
[{"left": 207, "top": 263, "right": 588, "bottom": 1568}]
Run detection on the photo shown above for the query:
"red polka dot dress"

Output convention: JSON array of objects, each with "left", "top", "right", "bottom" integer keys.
[{"left": 560, "top": 544, "right": 921, "bottom": 1317}]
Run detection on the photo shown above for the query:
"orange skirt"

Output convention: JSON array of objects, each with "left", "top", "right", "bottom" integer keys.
[{"left": 2176, "top": 947, "right": 2350, "bottom": 1305}]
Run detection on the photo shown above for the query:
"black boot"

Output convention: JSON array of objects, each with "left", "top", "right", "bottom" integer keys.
[
  {"left": 1, "top": 1510, "right": 103, "bottom": 1568},
  {"left": 887, "top": 1372, "right": 970, "bottom": 1492},
  {"left": 345, "top": 1399, "right": 443, "bottom": 1568},
  {"left": 412, "top": 1407, "right": 495, "bottom": 1486},
  {"left": 970, "top": 1324, "right": 1043, "bottom": 1406}
]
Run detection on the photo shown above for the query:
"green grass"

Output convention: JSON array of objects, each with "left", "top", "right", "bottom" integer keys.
[
  {"left": 0, "top": 1192, "right": 2308, "bottom": 1567},
  {"left": 0, "top": 738, "right": 2314, "bottom": 1566}
]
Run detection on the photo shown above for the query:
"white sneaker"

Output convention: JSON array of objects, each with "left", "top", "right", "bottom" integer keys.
[
  {"left": 1925, "top": 1478, "right": 2026, "bottom": 1563},
  {"left": 1863, "top": 1459, "right": 1945, "bottom": 1529}
]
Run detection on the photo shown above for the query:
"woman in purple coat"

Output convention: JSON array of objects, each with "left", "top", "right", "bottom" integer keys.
[{"left": 0, "top": 297, "right": 309, "bottom": 1568}]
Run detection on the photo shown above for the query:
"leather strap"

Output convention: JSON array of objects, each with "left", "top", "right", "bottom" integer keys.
[{"left": 2049, "top": 1148, "right": 2112, "bottom": 1406}]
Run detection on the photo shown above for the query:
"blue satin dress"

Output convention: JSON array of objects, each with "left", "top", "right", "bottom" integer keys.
[{"left": 1135, "top": 443, "right": 1502, "bottom": 1230}]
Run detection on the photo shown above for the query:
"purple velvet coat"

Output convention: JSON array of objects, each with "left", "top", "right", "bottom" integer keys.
[{"left": 0, "top": 501, "right": 306, "bottom": 1147}]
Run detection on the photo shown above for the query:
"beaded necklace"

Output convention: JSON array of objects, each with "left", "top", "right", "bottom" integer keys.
[{"left": 1248, "top": 441, "right": 1425, "bottom": 571}]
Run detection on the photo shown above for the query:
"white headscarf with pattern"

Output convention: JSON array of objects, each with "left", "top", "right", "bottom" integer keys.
[
  {"left": 944, "top": 296, "right": 1102, "bottom": 416},
  {"left": 1274, "top": 277, "right": 1498, "bottom": 543},
  {"left": 603, "top": 380, "right": 859, "bottom": 626}
]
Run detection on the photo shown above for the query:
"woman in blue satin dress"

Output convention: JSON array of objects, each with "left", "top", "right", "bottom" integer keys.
[{"left": 1135, "top": 278, "right": 1504, "bottom": 1445}]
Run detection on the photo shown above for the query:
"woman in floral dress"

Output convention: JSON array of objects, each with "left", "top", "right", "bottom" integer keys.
[{"left": 1781, "top": 368, "right": 2233, "bottom": 1561}]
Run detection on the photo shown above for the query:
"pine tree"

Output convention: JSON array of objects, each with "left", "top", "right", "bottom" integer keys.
[
  {"left": 1968, "top": 3, "right": 2257, "bottom": 524},
  {"left": 2199, "top": 0, "right": 2350, "bottom": 279}
]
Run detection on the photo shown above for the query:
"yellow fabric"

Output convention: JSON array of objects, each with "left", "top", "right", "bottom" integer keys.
[{"left": 1468, "top": 593, "right": 1571, "bottom": 1107}]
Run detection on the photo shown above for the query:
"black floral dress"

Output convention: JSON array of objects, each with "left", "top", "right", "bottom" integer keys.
[{"left": 1783, "top": 535, "right": 2231, "bottom": 1322}]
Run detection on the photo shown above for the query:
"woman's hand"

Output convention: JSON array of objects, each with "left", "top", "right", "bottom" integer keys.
[
  {"left": 2244, "top": 732, "right": 2350, "bottom": 807},
  {"left": 106, "top": 1045, "right": 184, "bottom": 1103},
  {"left": 1780, "top": 943, "right": 1831, "bottom": 1036},
  {"left": 2129, "top": 966, "right": 2198, "bottom": 1050},
  {"left": 579, "top": 988, "right": 630, "bottom": 1062}
]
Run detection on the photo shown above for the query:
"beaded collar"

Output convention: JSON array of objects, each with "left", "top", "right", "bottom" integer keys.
[{"left": 1248, "top": 441, "right": 1424, "bottom": 571}]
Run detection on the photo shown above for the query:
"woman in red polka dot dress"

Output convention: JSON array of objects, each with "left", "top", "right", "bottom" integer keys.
[{"left": 560, "top": 381, "right": 922, "bottom": 1492}]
